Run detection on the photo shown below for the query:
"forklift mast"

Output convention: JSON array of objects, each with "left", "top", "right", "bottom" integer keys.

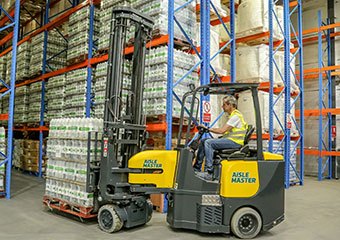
[
  {"left": 103, "top": 8, "right": 153, "bottom": 163},
  {"left": 99, "top": 8, "right": 153, "bottom": 202}
]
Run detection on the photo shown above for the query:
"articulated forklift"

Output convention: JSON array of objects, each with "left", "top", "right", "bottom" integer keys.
[{"left": 89, "top": 7, "right": 285, "bottom": 239}]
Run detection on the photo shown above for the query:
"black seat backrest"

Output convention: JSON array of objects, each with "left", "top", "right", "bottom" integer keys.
[{"left": 244, "top": 125, "right": 255, "bottom": 145}]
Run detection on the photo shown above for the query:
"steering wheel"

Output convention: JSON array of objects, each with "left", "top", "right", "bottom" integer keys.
[
  {"left": 188, "top": 125, "right": 210, "bottom": 151},
  {"left": 197, "top": 125, "right": 210, "bottom": 134}
]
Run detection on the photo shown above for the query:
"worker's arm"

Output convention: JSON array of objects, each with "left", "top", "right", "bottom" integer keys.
[{"left": 209, "top": 124, "right": 233, "bottom": 135}]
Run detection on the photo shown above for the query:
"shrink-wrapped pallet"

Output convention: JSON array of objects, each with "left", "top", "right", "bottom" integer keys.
[
  {"left": 236, "top": 45, "right": 270, "bottom": 83},
  {"left": 237, "top": 0, "right": 283, "bottom": 41},
  {"left": 238, "top": 90, "right": 282, "bottom": 135}
]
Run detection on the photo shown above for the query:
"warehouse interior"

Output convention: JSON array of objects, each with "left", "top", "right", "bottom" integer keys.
[{"left": 0, "top": 0, "right": 340, "bottom": 239}]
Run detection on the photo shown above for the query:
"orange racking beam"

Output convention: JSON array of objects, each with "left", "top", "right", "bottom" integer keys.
[
  {"left": 293, "top": 22, "right": 340, "bottom": 38},
  {"left": 295, "top": 108, "right": 340, "bottom": 117},
  {"left": 0, "top": 32, "right": 14, "bottom": 46},
  {"left": 296, "top": 65, "right": 340, "bottom": 75},
  {"left": 0, "top": 0, "right": 101, "bottom": 57},
  {"left": 297, "top": 149, "right": 340, "bottom": 157},
  {"left": 289, "top": 1, "right": 298, "bottom": 7},
  {"left": 210, "top": 16, "right": 230, "bottom": 26},
  {"left": 0, "top": 113, "right": 8, "bottom": 120},
  {"left": 292, "top": 32, "right": 340, "bottom": 46},
  {"left": 125, "top": 34, "right": 169, "bottom": 55}
]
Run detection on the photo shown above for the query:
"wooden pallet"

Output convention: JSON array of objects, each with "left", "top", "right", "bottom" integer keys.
[
  {"left": 150, "top": 194, "right": 166, "bottom": 213},
  {"left": 146, "top": 114, "right": 190, "bottom": 125},
  {"left": 67, "top": 54, "right": 89, "bottom": 66},
  {"left": 43, "top": 195, "right": 97, "bottom": 219}
]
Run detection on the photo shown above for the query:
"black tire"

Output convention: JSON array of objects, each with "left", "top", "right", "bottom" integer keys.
[
  {"left": 146, "top": 199, "right": 153, "bottom": 223},
  {"left": 98, "top": 204, "right": 123, "bottom": 233},
  {"left": 231, "top": 207, "right": 262, "bottom": 239}
]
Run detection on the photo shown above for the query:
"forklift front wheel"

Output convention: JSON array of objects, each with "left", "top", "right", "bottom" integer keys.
[
  {"left": 231, "top": 207, "right": 262, "bottom": 239},
  {"left": 98, "top": 204, "right": 123, "bottom": 233}
]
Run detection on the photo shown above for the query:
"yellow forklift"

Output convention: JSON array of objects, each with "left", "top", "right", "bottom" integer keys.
[{"left": 89, "top": 8, "right": 285, "bottom": 239}]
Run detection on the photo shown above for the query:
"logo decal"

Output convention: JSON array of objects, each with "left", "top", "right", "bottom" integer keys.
[
  {"left": 143, "top": 159, "right": 162, "bottom": 168},
  {"left": 231, "top": 172, "right": 256, "bottom": 183}
]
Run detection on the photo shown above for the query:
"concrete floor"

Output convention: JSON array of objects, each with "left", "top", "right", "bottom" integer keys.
[{"left": 0, "top": 170, "right": 340, "bottom": 240}]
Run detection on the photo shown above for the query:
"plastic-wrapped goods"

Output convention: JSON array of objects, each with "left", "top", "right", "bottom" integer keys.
[
  {"left": 0, "top": 127, "right": 5, "bottom": 192},
  {"left": 67, "top": 7, "right": 100, "bottom": 62},
  {"left": 213, "top": 16, "right": 238, "bottom": 43},
  {"left": 143, "top": 46, "right": 199, "bottom": 117},
  {"left": 93, "top": 61, "right": 132, "bottom": 119},
  {"left": 236, "top": 45, "right": 270, "bottom": 83},
  {"left": 26, "top": 82, "right": 44, "bottom": 122},
  {"left": 6, "top": 41, "right": 31, "bottom": 82},
  {"left": 236, "top": 44, "right": 284, "bottom": 86},
  {"left": 98, "top": 0, "right": 133, "bottom": 50},
  {"left": 64, "top": 68, "right": 95, "bottom": 118},
  {"left": 46, "top": 75, "right": 66, "bottom": 121},
  {"left": 133, "top": 0, "right": 196, "bottom": 42},
  {"left": 237, "top": 0, "right": 283, "bottom": 40},
  {"left": 29, "top": 30, "right": 67, "bottom": 76},
  {"left": 238, "top": 90, "right": 282, "bottom": 135},
  {"left": 0, "top": 55, "right": 6, "bottom": 82},
  {"left": 195, "top": 25, "right": 226, "bottom": 76},
  {"left": 45, "top": 118, "right": 103, "bottom": 207}
]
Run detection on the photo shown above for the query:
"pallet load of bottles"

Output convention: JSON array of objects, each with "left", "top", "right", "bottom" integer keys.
[
  {"left": 45, "top": 118, "right": 103, "bottom": 209},
  {"left": 46, "top": 75, "right": 66, "bottom": 121},
  {"left": 13, "top": 139, "right": 47, "bottom": 173},
  {"left": 5, "top": 41, "right": 31, "bottom": 83},
  {"left": 29, "top": 30, "right": 67, "bottom": 77},
  {"left": 0, "top": 127, "right": 5, "bottom": 192},
  {"left": 67, "top": 6, "right": 100, "bottom": 65},
  {"left": 27, "top": 82, "right": 45, "bottom": 123},
  {"left": 93, "top": 60, "right": 131, "bottom": 119},
  {"left": 64, "top": 68, "right": 95, "bottom": 118}
]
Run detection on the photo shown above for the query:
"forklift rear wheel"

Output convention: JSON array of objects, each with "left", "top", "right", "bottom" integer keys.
[
  {"left": 231, "top": 207, "right": 262, "bottom": 239},
  {"left": 98, "top": 204, "right": 123, "bottom": 233}
]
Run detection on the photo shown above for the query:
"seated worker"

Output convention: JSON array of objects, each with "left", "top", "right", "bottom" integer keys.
[{"left": 194, "top": 95, "right": 247, "bottom": 180}]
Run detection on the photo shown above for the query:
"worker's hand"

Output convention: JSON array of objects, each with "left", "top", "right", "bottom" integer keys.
[{"left": 197, "top": 124, "right": 209, "bottom": 133}]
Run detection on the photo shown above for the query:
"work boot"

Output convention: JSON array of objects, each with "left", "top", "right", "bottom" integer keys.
[{"left": 196, "top": 171, "right": 213, "bottom": 181}]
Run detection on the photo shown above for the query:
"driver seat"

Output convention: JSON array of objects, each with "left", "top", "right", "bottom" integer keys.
[{"left": 214, "top": 125, "right": 255, "bottom": 160}]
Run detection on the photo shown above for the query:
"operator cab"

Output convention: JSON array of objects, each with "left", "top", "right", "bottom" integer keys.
[{"left": 177, "top": 83, "right": 264, "bottom": 179}]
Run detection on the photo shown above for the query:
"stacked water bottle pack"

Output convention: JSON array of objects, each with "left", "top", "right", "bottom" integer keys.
[
  {"left": 29, "top": 30, "right": 67, "bottom": 77},
  {"left": 0, "top": 55, "right": 6, "bottom": 82},
  {"left": 67, "top": 6, "right": 100, "bottom": 63},
  {"left": 64, "top": 68, "right": 94, "bottom": 118},
  {"left": 143, "top": 46, "right": 199, "bottom": 117},
  {"left": 0, "top": 127, "right": 5, "bottom": 192},
  {"left": 133, "top": 0, "right": 196, "bottom": 42},
  {"left": 94, "top": 61, "right": 132, "bottom": 119},
  {"left": 27, "top": 82, "right": 45, "bottom": 123},
  {"left": 9, "top": 87, "right": 29, "bottom": 123},
  {"left": 6, "top": 41, "right": 31, "bottom": 82},
  {"left": 46, "top": 75, "right": 66, "bottom": 121},
  {"left": 98, "top": 0, "right": 132, "bottom": 50},
  {"left": 45, "top": 118, "right": 103, "bottom": 207}
]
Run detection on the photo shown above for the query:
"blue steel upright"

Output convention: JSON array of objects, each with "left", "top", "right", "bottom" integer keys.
[
  {"left": 0, "top": 0, "right": 21, "bottom": 199},
  {"left": 200, "top": 0, "right": 210, "bottom": 127},
  {"left": 317, "top": 11, "right": 332, "bottom": 180},
  {"left": 297, "top": 0, "right": 304, "bottom": 185},
  {"left": 166, "top": 1, "right": 174, "bottom": 150},
  {"left": 86, "top": 2, "right": 95, "bottom": 118},
  {"left": 283, "top": 0, "right": 291, "bottom": 188},
  {"left": 38, "top": 0, "right": 50, "bottom": 178}
]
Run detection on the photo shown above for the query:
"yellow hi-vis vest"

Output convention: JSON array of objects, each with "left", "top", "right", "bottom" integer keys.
[{"left": 223, "top": 109, "right": 247, "bottom": 146}]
